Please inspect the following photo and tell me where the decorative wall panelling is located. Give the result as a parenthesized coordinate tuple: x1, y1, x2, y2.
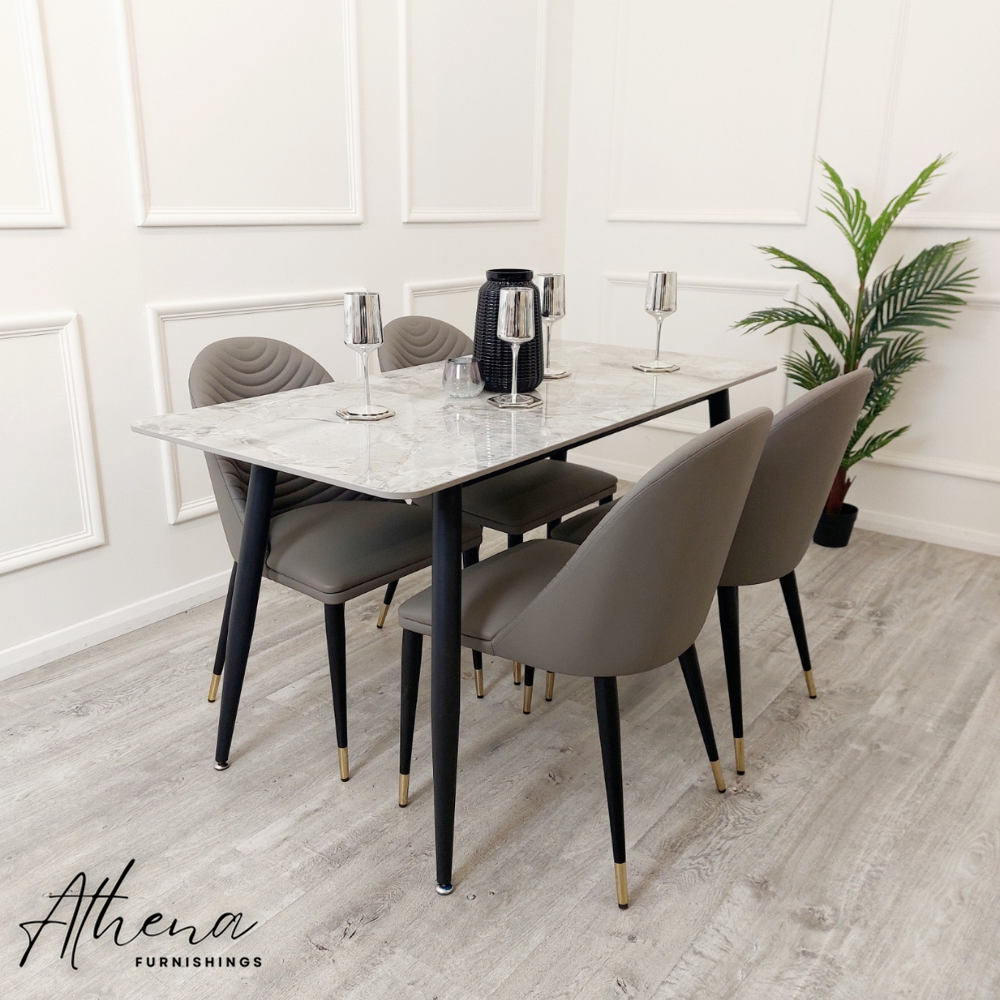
(402, 277, 482, 334)
(117, 0, 362, 226)
(147, 292, 355, 524)
(398, 0, 547, 222)
(0, 315, 103, 574)
(0, 0, 64, 227)
(607, 0, 832, 224)
(879, 0, 1000, 229)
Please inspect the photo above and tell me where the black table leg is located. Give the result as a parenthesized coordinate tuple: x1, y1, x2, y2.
(215, 464, 276, 770)
(708, 389, 731, 427)
(431, 485, 463, 894)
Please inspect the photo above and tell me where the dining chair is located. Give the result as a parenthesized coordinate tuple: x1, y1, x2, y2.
(395, 408, 773, 907)
(552, 370, 874, 776)
(191, 337, 483, 778)
(379, 315, 618, 702)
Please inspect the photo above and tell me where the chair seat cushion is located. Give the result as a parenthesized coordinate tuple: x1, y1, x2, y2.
(549, 501, 616, 544)
(458, 460, 616, 535)
(398, 539, 577, 654)
(265, 501, 482, 604)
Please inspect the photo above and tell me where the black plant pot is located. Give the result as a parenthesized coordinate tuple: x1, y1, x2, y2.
(473, 269, 544, 393)
(813, 503, 859, 548)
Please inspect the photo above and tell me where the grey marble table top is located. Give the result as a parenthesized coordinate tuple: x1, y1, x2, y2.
(132, 341, 774, 499)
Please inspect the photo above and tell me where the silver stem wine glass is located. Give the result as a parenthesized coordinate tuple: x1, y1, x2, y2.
(633, 271, 679, 374)
(488, 286, 542, 410)
(337, 291, 394, 421)
(538, 273, 569, 379)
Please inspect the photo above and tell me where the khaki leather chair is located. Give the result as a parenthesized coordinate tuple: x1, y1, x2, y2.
(379, 315, 618, 699)
(396, 408, 773, 907)
(552, 370, 874, 775)
(191, 337, 482, 778)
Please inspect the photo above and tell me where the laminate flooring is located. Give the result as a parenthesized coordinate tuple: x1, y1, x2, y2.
(2, 510, 999, 999)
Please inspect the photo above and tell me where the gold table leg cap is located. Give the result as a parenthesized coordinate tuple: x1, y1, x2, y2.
(207, 673, 221, 703)
(615, 862, 629, 909)
(545, 672, 555, 701)
(734, 737, 746, 775)
(711, 759, 726, 793)
(513, 662, 522, 686)
(398, 773, 409, 807)
(523, 684, 533, 714)
(804, 669, 817, 699)
(338, 746, 350, 782)
(474, 669, 484, 699)
(376, 603, 390, 629)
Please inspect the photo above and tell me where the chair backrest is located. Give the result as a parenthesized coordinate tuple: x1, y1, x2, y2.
(493, 408, 773, 676)
(189, 338, 363, 558)
(719, 368, 873, 587)
(378, 316, 474, 372)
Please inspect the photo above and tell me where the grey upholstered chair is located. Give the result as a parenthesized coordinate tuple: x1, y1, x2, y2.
(553, 370, 874, 776)
(714, 368, 873, 773)
(378, 315, 618, 703)
(396, 408, 773, 908)
(191, 337, 482, 779)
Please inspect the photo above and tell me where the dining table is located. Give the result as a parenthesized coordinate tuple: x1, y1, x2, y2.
(132, 339, 774, 894)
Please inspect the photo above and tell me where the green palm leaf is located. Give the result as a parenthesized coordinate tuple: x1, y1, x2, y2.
(756, 246, 855, 328)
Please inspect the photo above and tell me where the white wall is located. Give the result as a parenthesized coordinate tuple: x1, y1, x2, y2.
(0, 0, 573, 676)
(564, 0, 1000, 558)
(3, 0, 998, 678)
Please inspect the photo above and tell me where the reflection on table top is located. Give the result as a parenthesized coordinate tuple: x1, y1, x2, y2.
(132, 340, 774, 499)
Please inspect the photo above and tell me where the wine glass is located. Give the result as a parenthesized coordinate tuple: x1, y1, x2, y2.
(537, 273, 569, 379)
(488, 286, 542, 409)
(633, 271, 680, 374)
(337, 291, 394, 421)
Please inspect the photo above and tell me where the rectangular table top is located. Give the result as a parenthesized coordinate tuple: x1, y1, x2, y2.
(132, 341, 774, 499)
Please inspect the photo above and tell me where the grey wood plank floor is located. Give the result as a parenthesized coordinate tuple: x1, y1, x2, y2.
(3, 514, 999, 999)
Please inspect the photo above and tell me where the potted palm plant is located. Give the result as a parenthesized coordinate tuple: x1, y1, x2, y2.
(735, 157, 977, 546)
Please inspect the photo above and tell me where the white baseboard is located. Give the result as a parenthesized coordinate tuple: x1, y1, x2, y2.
(0, 569, 232, 682)
(573, 451, 1000, 559)
(855, 509, 1000, 558)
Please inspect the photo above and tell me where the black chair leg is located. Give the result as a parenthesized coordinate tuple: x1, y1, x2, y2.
(506, 538, 523, 685)
(522, 665, 535, 714)
(678, 644, 726, 793)
(546, 519, 561, 538)
(463, 545, 480, 568)
(780, 571, 816, 698)
(399, 629, 423, 806)
(717, 586, 744, 774)
(545, 672, 555, 701)
(208, 562, 237, 702)
(377, 579, 398, 629)
(599, 495, 614, 506)
(594, 676, 628, 909)
(472, 650, 484, 698)
(324, 603, 349, 782)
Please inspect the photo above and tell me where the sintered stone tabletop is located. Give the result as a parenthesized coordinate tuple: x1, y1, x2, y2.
(132, 341, 774, 499)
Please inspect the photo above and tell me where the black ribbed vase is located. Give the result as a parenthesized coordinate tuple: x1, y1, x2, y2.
(473, 269, 544, 393)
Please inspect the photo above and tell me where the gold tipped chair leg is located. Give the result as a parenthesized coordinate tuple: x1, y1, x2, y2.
(513, 662, 522, 685)
(338, 746, 350, 782)
(376, 603, 390, 629)
(523, 683, 533, 714)
(208, 673, 221, 703)
(734, 737, 746, 775)
(474, 667, 484, 698)
(398, 773, 409, 807)
(804, 668, 817, 699)
(615, 862, 629, 909)
(711, 759, 726, 793)
(545, 672, 555, 701)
